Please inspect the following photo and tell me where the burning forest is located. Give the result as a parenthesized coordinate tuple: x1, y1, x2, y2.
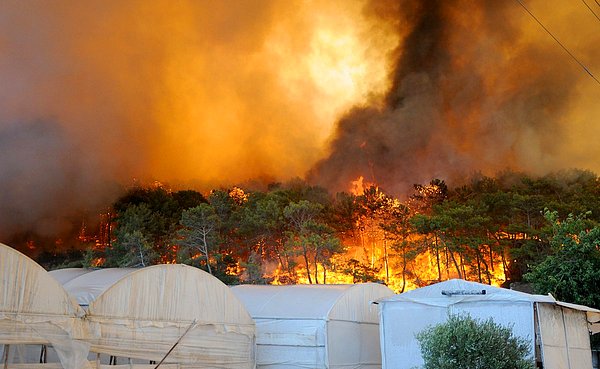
(23, 170, 600, 293)
(1, 0, 599, 290)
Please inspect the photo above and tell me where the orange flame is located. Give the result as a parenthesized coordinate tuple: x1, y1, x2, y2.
(260, 177, 507, 291)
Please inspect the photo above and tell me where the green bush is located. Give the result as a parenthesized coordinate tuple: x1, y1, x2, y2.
(415, 314, 535, 369)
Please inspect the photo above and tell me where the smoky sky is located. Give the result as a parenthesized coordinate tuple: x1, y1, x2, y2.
(0, 0, 396, 243)
(1, 0, 599, 244)
(310, 0, 600, 194)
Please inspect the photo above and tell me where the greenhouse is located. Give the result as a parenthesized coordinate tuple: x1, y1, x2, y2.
(0, 243, 89, 369)
(63, 264, 256, 368)
(231, 283, 393, 369)
(55, 268, 138, 307)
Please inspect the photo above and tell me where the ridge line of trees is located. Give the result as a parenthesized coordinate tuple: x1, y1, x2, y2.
(40, 169, 600, 308)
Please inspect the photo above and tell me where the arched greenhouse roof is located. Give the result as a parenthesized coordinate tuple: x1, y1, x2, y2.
(231, 283, 393, 322)
(49, 267, 93, 285)
(0, 243, 89, 369)
(61, 267, 139, 306)
(84, 264, 255, 367)
(0, 243, 84, 324)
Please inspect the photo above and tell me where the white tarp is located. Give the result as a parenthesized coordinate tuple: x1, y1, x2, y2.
(0, 243, 90, 369)
(376, 279, 599, 369)
(61, 268, 139, 306)
(231, 283, 394, 369)
(84, 264, 255, 369)
(48, 268, 93, 285)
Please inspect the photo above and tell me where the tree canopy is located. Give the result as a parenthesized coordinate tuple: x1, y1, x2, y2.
(525, 210, 600, 309)
(61, 169, 600, 290)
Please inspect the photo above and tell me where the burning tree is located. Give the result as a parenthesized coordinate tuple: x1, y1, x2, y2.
(238, 190, 294, 282)
(72, 169, 600, 290)
(283, 200, 343, 284)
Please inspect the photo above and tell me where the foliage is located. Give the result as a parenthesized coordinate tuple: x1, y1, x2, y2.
(415, 314, 535, 369)
(340, 258, 381, 283)
(38, 247, 86, 270)
(115, 230, 157, 267)
(175, 204, 220, 274)
(525, 210, 600, 309)
(68, 169, 600, 287)
(283, 200, 343, 284)
(107, 204, 160, 267)
(209, 252, 240, 285)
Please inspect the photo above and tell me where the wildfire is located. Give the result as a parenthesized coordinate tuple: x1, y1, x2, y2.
(262, 177, 507, 292)
(350, 176, 376, 196)
(264, 244, 506, 292)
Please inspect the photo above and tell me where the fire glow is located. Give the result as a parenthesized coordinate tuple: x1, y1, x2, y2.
(0, 0, 598, 279)
(263, 177, 508, 291)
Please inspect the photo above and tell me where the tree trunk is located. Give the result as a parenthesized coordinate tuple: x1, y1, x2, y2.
(434, 234, 442, 282)
(302, 245, 312, 284)
(400, 245, 407, 293)
(383, 233, 389, 284)
(501, 248, 509, 281)
(449, 249, 462, 279)
(476, 248, 482, 283)
(445, 245, 451, 280)
(489, 242, 495, 272)
(202, 232, 212, 275)
(480, 252, 491, 284)
(314, 251, 319, 284)
(460, 253, 466, 279)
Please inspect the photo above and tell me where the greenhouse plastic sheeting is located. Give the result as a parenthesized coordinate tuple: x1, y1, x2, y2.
(0, 243, 91, 369)
(378, 299, 534, 369)
(48, 268, 93, 285)
(84, 264, 255, 369)
(61, 268, 139, 306)
(232, 283, 393, 369)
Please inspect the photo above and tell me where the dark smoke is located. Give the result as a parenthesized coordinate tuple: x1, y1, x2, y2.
(309, 0, 592, 194)
(0, 121, 120, 245)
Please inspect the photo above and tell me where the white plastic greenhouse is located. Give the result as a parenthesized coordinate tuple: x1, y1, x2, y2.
(0, 243, 90, 369)
(55, 268, 138, 306)
(56, 264, 257, 368)
(48, 268, 93, 285)
(376, 279, 600, 369)
(231, 283, 394, 369)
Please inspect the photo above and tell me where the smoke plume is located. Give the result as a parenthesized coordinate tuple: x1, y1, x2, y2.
(310, 0, 600, 194)
(1, 0, 599, 245)
(0, 0, 394, 244)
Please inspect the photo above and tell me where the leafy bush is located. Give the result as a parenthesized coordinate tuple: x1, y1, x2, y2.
(415, 314, 535, 369)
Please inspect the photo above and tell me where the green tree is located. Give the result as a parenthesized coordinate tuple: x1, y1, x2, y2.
(109, 185, 206, 264)
(416, 314, 535, 369)
(354, 186, 407, 285)
(108, 203, 159, 267)
(412, 201, 491, 283)
(525, 210, 600, 309)
(339, 258, 380, 283)
(239, 191, 291, 278)
(176, 203, 220, 274)
(116, 230, 156, 267)
(284, 200, 342, 284)
(207, 188, 245, 258)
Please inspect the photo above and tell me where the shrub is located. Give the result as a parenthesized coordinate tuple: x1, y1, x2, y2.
(415, 314, 535, 369)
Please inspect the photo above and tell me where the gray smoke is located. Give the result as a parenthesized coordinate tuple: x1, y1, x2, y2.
(0, 121, 119, 240)
(310, 0, 597, 194)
